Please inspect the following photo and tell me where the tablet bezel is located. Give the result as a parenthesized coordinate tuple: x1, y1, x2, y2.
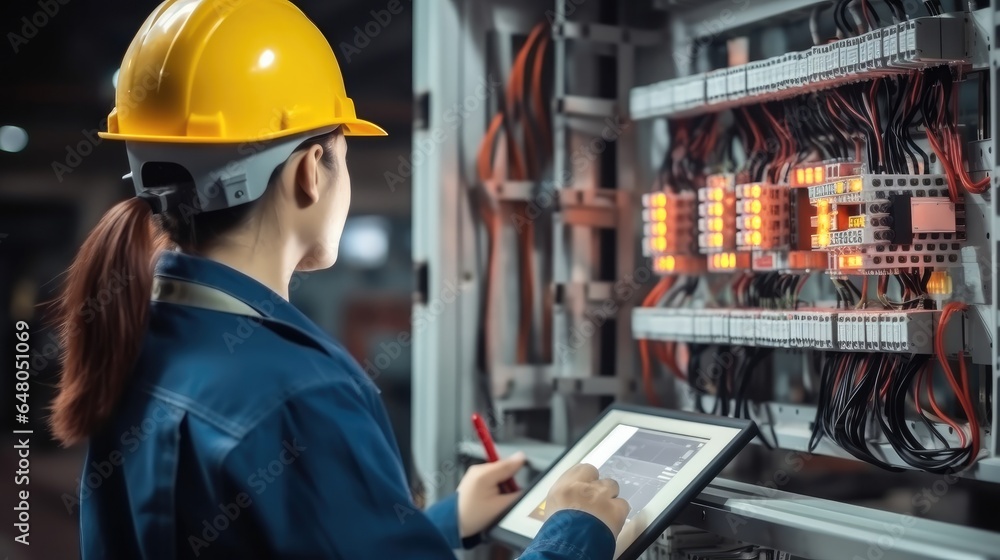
(487, 404, 756, 559)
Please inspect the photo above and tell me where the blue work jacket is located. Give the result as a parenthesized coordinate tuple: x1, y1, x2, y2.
(79, 251, 615, 559)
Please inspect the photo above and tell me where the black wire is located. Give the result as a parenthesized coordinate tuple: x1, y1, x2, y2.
(834, 0, 851, 36)
(900, 74, 930, 173)
(822, 91, 855, 160)
(845, 277, 863, 300)
(864, 0, 882, 27)
(876, 354, 972, 472)
(810, 352, 838, 452)
(839, 0, 858, 36)
(689, 344, 709, 414)
(883, 0, 904, 20)
(885, 77, 903, 173)
(920, 268, 932, 291)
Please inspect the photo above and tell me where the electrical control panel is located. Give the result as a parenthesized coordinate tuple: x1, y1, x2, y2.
(413, 2, 1000, 559)
(628, 7, 995, 485)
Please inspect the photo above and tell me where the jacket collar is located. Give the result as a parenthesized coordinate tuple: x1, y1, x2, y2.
(153, 250, 334, 346)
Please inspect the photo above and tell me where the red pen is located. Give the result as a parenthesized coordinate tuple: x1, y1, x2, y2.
(471, 413, 520, 493)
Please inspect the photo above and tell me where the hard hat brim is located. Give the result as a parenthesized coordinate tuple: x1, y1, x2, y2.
(340, 118, 388, 137)
(98, 118, 387, 143)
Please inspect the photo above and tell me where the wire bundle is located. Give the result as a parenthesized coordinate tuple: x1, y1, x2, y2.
(638, 276, 704, 405)
(639, 277, 678, 407)
(810, 318, 982, 473)
(660, 115, 720, 192)
(921, 67, 989, 200)
(687, 344, 776, 448)
(733, 273, 807, 309)
(820, 67, 989, 199)
(734, 107, 780, 183)
(874, 272, 929, 310)
(474, 22, 552, 371)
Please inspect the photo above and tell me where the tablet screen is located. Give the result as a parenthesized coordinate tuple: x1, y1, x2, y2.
(527, 426, 707, 522)
(491, 406, 754, 560)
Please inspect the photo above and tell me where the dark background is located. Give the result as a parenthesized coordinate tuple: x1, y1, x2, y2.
(0, 2, 415, 558)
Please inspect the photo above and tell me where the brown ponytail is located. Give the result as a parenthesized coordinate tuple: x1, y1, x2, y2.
(50, 198, 169, 445)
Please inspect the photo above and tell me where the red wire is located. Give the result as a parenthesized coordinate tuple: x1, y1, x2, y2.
(934, 302, 980, 464)
(639, 277, 677, 405)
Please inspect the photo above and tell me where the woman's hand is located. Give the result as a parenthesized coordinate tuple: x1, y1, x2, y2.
(544, 463, 630, 538)
(456, 451, 526, 537)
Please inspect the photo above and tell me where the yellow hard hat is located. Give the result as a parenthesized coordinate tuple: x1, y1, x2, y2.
(100, 0, 386, 143)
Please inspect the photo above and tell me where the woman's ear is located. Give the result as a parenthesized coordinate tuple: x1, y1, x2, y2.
(294, 144, 325, 206)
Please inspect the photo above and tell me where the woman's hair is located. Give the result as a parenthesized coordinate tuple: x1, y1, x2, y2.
(50, 128, 341, 445)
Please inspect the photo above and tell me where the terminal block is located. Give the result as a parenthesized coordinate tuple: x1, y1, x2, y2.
(808, 175, 965, 274)
(736, 183, 789, 251)
(698, 174, 738, 253)
(643, 189, 704, 275)
(629, 14, 969, 119)
(632, 308, 951, 354)
(642, 190, 697, 255)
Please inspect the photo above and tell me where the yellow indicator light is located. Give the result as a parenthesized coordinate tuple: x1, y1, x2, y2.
(751, 216, 762, 230)
(655, 208, 667, 221)
(849, 178, 863, 192)
(712, 254, 722, 268)
(751, 231, 762, 246)
(751, 200, 762, 214)
(712, 233, 723, 247)
(815, 166, 825, 183)
(654, 222, 667, 235)
(848, 215, 865, 228)
(818, 233, 830, 247)
(713, 218, 724, 231)
(751, 184, 762, 198)
(653, 193, 667, 207)
(657, 255, 676, 271)
(817, 199, 829, 211)
(709, 203, 721, 217)
(818, 214, 830, 229)
(721, 253, 732, 268)
(805, 167, 814, 184)
(711, 188, 723, 202)
(654, 237, 667, 252)
(835, 181, 845, 194)
(838, 254, 863, 268)
(796, 169, 805, 185)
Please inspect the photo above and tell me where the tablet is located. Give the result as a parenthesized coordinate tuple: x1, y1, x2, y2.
(488, 404, 756, 560)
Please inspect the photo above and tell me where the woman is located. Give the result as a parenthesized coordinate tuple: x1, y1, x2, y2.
(52, 0, 629, 558)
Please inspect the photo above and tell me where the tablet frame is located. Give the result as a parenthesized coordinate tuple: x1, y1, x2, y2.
(487, 403, 757, 560)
